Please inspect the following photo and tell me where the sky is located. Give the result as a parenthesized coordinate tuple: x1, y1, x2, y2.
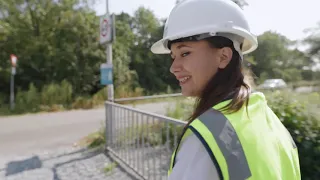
(93, 0, 320, 42)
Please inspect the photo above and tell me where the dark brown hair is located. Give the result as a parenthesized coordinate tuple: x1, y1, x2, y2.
(169, 35, 251, 124)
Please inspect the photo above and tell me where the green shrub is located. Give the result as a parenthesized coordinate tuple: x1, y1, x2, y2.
(92, 87, 108, 102)
(72, 96, 94, 109)
(60, 80, 73, 104)
(15, 83, 39, 113)
(115, 85, 144, 98)
(41, 80, 73, 106)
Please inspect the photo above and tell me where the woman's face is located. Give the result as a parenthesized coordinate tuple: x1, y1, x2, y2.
(170, 40, 232, 97)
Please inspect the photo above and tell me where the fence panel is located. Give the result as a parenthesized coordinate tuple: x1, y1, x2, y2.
(105, 101, 186, 180)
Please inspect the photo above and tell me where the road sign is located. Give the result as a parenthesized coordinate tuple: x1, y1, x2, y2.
(9, 54, 18, 110)
(10, 54, 17, 67)
(99, 14, 115, 44)
(100, 63, 113, 85)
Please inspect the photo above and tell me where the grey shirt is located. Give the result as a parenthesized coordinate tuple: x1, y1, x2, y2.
(168, 134, 221, 180)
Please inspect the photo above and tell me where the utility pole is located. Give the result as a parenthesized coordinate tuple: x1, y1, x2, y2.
(106, 0, 114, 102)
(102, 0, 115, 148)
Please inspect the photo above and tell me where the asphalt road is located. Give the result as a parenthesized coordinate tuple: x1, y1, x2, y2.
(0, 102, 175, 157)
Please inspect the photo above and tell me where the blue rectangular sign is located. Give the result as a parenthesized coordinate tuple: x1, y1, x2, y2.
(100, 63, 113, 85)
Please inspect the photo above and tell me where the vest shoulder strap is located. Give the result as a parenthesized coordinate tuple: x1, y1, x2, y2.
(189, 108, 252, 180)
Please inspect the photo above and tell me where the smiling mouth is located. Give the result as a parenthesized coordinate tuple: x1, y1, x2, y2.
(178, 76, 191, 85)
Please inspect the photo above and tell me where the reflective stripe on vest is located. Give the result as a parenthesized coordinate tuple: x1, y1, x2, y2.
(168, 107, 251, 180)
(191, 108, 251, 180)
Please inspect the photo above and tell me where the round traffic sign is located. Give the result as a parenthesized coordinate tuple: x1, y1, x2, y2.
(10, 54, 17, 67)
(101, 19, 109, 37)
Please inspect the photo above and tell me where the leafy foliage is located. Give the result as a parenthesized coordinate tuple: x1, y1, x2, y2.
(248, 31, 312, 83)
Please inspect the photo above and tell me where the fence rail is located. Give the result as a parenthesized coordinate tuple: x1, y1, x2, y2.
(105, 101, 186, 180)
(114, 93, 182, 102)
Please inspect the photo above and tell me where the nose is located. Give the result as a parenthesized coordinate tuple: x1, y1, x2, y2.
(170, 58, 182, 74)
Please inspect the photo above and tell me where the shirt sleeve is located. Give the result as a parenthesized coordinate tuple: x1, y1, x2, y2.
(168, 133, 221, 180)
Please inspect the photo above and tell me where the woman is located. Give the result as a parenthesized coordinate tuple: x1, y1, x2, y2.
(150, 0, 301, 179)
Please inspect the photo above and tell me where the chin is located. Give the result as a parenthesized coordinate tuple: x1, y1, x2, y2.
(181, 89, 198, 97)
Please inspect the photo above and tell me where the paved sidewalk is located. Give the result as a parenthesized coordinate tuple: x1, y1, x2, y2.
(0, 146, 140, 180)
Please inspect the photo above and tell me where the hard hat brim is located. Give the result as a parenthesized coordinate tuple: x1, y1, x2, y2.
(150, 26, 258, 55)
(151, 39, 171, 54)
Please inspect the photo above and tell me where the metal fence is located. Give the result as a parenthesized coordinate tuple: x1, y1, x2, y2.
(105, 101, 186, 180)
(114, 93, 182, 102)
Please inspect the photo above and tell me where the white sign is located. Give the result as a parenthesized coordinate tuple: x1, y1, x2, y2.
(99, 14, 114, 44)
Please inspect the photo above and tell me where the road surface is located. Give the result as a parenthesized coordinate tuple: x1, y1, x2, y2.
(0, 102, 175, 157)
(0, 101, 177, 180)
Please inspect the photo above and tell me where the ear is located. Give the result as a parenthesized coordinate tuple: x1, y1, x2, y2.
(218, 47, 233, 69)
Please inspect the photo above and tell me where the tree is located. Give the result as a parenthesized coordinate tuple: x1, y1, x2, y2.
(0, 0, 105, 95)
(249, 31, 311, 83)
(304, 22, 320, 57)
(303, 21, 320, 72)
(112, 13, 139, 92)
(129, 7, 178, 94)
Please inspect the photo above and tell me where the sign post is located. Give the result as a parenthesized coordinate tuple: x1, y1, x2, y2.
(100, 0, 116, 147)
(10, 54, 17, 110)
(99, 0, 115, 102)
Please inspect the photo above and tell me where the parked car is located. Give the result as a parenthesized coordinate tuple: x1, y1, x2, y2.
(258, 79, 287, 90)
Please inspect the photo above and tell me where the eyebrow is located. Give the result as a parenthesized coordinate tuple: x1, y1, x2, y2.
(177, 44, 191, 49)
(170, 44, 192, 55)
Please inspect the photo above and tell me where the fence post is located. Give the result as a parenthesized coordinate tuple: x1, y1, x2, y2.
(105, 102, 113, 149)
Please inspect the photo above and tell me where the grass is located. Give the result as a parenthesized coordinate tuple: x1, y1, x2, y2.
(103, 162, 118, 174)
(78, 127, 106, 148)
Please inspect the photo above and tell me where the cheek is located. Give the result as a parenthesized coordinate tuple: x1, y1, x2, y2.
(193, 57, 218, 83)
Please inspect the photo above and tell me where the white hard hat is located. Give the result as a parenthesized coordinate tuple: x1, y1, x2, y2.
(150, 0, 258, 56)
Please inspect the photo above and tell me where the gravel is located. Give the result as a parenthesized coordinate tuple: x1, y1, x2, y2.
(0, 146, 145, 180)
(0, 144, 173, 180)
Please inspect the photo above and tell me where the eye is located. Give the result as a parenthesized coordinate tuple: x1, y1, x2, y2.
(181, 52, 190, 57)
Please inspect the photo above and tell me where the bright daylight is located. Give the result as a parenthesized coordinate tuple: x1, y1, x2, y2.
(0, 0, 319, 180)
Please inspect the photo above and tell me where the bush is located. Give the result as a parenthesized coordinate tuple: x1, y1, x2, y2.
(41, 80, 73, 106)
(72, 96, 94, 109)
(15, 83, 39, 113)
(115, 85, 144, 98)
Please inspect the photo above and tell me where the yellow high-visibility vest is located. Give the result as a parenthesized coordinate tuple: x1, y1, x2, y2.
(168, 92, 301, 180)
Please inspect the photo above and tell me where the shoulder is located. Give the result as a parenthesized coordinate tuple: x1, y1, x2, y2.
(168, 134, 221, 180)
